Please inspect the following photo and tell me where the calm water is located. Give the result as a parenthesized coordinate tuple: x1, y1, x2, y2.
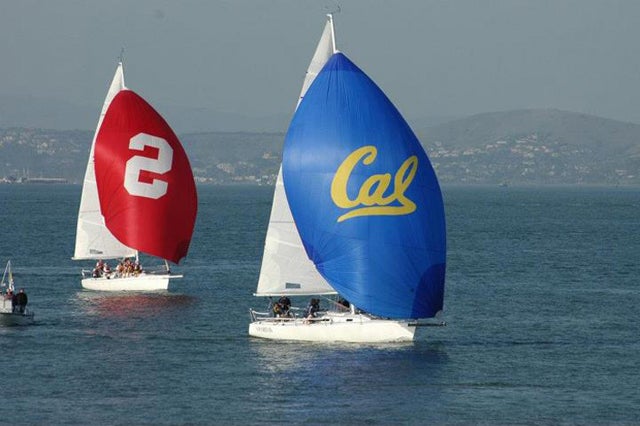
(0, 184, 638, 424)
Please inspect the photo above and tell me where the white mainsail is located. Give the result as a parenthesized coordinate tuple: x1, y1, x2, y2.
(255, 14, 337, 296)
(297, 13, 337, 107)
(1, 260, 14, 292)
(73, 63, 136, 260)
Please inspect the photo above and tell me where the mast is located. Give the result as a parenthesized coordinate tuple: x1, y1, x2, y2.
(118, 48, 127, 88)
(328, 13, 337, 53)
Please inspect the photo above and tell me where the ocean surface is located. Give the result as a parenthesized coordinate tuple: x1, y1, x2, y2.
(0, 184, 638, 425)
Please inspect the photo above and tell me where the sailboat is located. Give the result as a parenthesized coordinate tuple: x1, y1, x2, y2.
(73, 60, 198, 292)
(248, 15, 446, 343)
(1, 261, 35, 326)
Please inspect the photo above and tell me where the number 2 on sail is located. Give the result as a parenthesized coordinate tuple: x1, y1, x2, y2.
(124, 133, 174, 199)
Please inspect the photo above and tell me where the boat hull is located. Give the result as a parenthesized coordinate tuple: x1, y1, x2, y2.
(81, 273, 182, 291)
(248, 313, 415, 343)
(0, 312, 35, 326)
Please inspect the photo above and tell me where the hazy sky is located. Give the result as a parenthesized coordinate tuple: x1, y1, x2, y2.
(2, 0, 640, 131)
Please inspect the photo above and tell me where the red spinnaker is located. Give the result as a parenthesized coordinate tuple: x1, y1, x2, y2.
(95, 90, 197, 264)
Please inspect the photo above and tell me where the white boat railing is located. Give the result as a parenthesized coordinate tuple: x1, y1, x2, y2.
(81, 264, 171, 279)
(250, 309, 299, 323)
(249, 307, 356, 325)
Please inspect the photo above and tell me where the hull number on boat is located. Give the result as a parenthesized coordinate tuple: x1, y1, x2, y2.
(124, 133, 174, 199)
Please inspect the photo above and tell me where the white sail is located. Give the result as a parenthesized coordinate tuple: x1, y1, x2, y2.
(73, 62, 136, 260)
(1, 260, 14, 292)
(255, 14, 337, 296)
(297, 14, 337, 107)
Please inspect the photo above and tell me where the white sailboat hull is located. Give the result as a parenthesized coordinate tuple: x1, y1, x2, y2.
(1, 300, 34, 326)
(248, 312, 415, 343)
(81, 273, 182, 292)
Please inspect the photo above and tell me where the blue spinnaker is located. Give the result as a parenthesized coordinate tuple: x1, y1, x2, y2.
(282, 53, 446, 319)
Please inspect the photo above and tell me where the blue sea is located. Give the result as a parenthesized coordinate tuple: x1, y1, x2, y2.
(0, 184, 638, 424)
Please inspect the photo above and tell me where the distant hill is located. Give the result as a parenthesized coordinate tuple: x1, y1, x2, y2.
(182, 132, 284, 184)
(414, 109, 640, 185)
(1, 109, 638, 185)
(0, 128, 90, 183)
(417, 109, 640, 154)
(0, 129, 284, 185)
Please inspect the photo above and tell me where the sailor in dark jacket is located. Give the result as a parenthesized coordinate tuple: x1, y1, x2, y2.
(305, 298, 320, 319)
(15, 289, 28, 313)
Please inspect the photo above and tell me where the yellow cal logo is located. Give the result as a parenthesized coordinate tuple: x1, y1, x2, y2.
(330, 145, 418, 222)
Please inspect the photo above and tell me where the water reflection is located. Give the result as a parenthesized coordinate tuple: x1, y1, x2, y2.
(245, 339, 450, 421)
(73, 291, 195, 319)
(248, 338, 447, 373)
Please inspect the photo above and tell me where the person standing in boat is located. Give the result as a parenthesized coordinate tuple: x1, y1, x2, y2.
(116, 261, 124, 277)
(337, 298, 350, 310)
(15, 288, 27, 313)
(133, 261, 142, 276)
(103, 262, 111, 278)
(8, 289, 16, 312)
(93, 260, 105, 278)
(272, 302, 284, 317)
(272, 296, 293, 318)
(278, 296, 291, 317)
(305, 298, 320, 320)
